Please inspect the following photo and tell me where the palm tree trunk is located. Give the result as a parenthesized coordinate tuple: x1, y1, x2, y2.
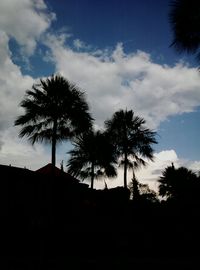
(124, 151, 128, 188)
(91, 162, 95, 189)
(52, 119, 57, 167)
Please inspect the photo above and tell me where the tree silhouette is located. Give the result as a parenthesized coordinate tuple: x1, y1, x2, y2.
(67, 130, 117, 189)
(169, 0, 200, 62)
(130, 173, 140, 201)
(15, 74, 92, 166)
(158, 164, 199, 201)
(129, 172, 158, 202)
(105, 109, 157, 188)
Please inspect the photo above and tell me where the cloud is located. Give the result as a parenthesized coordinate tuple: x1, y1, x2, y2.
(73, 39, 91, 51)
(0, 31, 34, 132)
(136, 150, 179, 184)
(0, 30, 47, 170)
(0, 139, 3, 151)
(0, 2, 51, 169)
(0, 0, 55, 56)
(187, 161, 200, 174)
(44, 35, 200, 129)
(0, 127, 49, 170)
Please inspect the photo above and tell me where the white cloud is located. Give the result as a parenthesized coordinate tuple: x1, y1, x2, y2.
(73, 39, 90, 51)
(0, 31, 34, 132)
(44, 35, 200, 129)
(135, 150, 179, 189)
(0, 30, 47, 170)
(187, 161, 200, 174)
(0, 127, 49, 170)
(0, 1, 53, 168)
(0, 0, 55, 56)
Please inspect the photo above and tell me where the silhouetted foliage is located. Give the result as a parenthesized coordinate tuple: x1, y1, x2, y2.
(105, 109, 157, 188)
(2, 163, 200, 268)
(129, 175, 158, 203)
(15, 74, 92, 166)
(158, 164, 200, 202)
(67, 130, 117, 189)
(131, 176, 140, 201)
(169, 0, 200, 63)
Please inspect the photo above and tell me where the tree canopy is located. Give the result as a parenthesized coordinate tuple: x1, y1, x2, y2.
(67, 130, 117, 189)
(15, 74, 92, 166)
(105, 109, 157, 188)
(158, 164, 200, 202)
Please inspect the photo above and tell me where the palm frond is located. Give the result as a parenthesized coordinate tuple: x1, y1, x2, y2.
(67, 129, 117, 188)
(169, 0, 200, 54)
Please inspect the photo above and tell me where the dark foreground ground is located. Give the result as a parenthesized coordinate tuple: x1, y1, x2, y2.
(3, 204, 200, 269)
(1, 165, 200, 269)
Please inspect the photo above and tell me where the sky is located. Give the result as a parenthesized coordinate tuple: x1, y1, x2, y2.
(0, 0, 200, 190)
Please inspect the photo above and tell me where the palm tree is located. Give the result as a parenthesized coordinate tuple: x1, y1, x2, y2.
(105, 109, 157, 188)
(15, 74, 92, 166)
(67, 130, 117, 189)
(158, 163, 199, 201)
(169, 0, 200, 62)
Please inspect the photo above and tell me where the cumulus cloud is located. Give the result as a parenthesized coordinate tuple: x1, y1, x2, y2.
(0, 0, 55, 56)
(186, 161, 200, 174)
(0, 31, 46, 170)
(0, 1, 54, 169)
(0, 139, 3, 151)
(0, 0, 55, 131)
(73, 39, 91, 51)
(0, 31, 34, 132)
(135, 150, 179, 188)
(0, 127, 49, 170)
(44, 35, 200, 129)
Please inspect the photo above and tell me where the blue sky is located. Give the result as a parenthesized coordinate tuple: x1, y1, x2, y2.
(0, 0, 199, 189)
(46, 0, 196, 64)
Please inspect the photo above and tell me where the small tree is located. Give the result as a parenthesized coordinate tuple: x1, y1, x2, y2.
(130, 172, 140, 201)
(129, 174, 158, 203)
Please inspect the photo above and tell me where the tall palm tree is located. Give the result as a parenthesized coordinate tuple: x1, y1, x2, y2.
(67, 130, 117, 189)
(169, 0, 200, 62)
(15, 74, 92, 166)
(105, 109, 157, 188)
